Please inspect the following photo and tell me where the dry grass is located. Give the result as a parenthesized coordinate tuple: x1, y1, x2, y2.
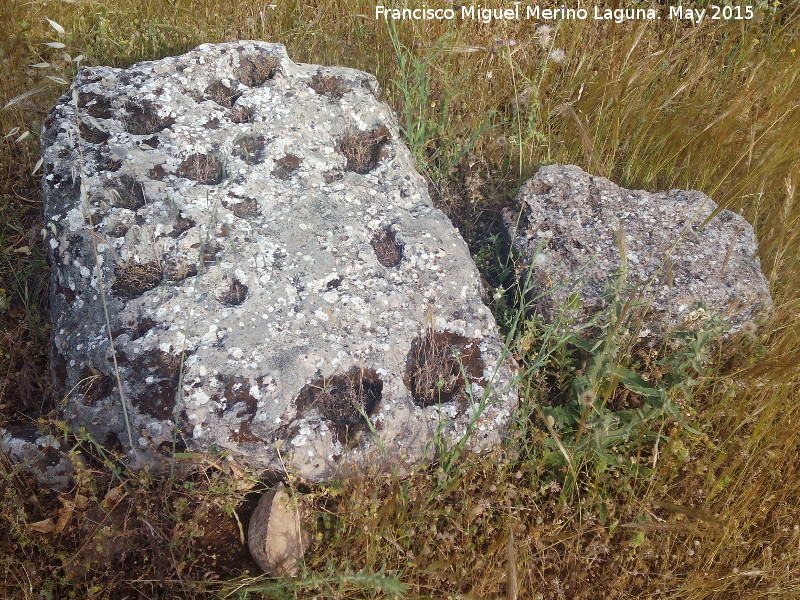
(1, 1, 800, 599)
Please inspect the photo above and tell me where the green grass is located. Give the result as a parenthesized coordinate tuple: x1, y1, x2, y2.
(2, 1, 800, 599)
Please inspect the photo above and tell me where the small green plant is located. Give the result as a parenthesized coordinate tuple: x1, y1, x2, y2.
(473, 232, 518, 328)
(386, 20, 497, 179)
(232, 566, 407, 599)
(531, 274, 730, 494)
(497, 23, 567, 175)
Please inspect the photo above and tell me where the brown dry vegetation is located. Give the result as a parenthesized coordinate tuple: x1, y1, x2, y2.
(1, 1, 799, 599)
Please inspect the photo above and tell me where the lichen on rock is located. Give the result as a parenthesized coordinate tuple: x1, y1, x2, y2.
(41, 42, 518, 482)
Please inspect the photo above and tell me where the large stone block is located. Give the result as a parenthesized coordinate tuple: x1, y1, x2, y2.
(502, 165, 773, 340)
(41, 42, 517, 481)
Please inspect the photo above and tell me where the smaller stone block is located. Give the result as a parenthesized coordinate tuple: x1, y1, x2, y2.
(247, 483, 311, 576)
(502, 165, 773, 339)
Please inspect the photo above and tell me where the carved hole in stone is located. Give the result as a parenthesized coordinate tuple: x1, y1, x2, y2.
(404, 330, 485, 408)
(124, 100, 175, 135)
(195, 240, 223, 265)
(89, 207, 109, 228)
(131, 350, 185, 420)
(79, 120, 110, 144)
(309, 73, 351, 100)
(370, 226, 403, 267)
(295, 367, 382, 446)
(117, 70, 148, 87)
(230, 104, 255, 124)
(104, 431, 124, 454)
(231, 422, 265, 444)
(204, 80, 240, 107)
(361, 78, 378, 95)
(158, 438, 187, 454)
(164, 258, 198, 281)
(45, 163, 80, 189)
(323, 169, 343, 184)
(222, 377, 258, 418)
(149, 164, 167, 181)
(339, 126, 390, 174)
(177, 152, 225, 185)
(108, 174, 146, 210)
(108, 223, 130, 238)
(56, 285, 76, 303)
(112, 261, 162, 299)
(218, 278, 249, 306)
(78, 91, 113, 119)
(220, 379, 266, 443)
(272, 154, 302, 180)
(167, 213, 196, 238)
(94, 151, 123, 172)
(79, 365, 112, 405)
(223, 196, 260, 219)
(232, 135, 266, 166)
(236, 51, 280, 87)
(123, 316, 157, 342)
(141, 135, 160, 148)
(53, 352, 68, 394)
(526, 179, 552, 195)
(78, 71, 102, 84)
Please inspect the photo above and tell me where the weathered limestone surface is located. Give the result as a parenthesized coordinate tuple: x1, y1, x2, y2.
(41, 42, 517, 482)
(502, 165, 773, 338)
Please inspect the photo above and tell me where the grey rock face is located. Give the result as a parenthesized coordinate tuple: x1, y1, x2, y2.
(502, 165, 773, 339)
(41, 42, 517, 481)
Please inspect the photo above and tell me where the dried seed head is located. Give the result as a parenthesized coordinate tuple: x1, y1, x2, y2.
(580, 389, 596, 407)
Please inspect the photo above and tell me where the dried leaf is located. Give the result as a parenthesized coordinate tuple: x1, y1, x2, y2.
(32, 157, 44, 175)
(31, 62, 51, 68)
(46, 18, 65, 34)
(86, 115, 105, 131)
(102, 484, 125, 508)
(55, 505, 74, 534)
(2, 86, 49, 110)
(229, 461, 257, 490)
(15, 131, 30, 142)
(45, 76, 69, 85)
(29, 518, 56, 534)
(43, 41, 66, 49)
